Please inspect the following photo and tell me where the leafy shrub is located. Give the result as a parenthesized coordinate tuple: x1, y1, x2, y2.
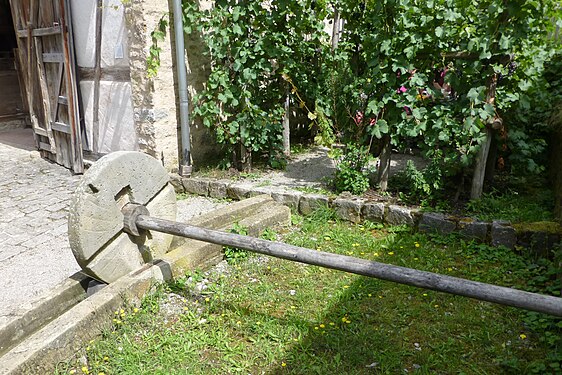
(389, 157, 445, 205)
(223, 223, 249, 263)
(331, 144, 373, 195)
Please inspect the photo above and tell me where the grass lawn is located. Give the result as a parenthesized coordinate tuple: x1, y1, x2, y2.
(57, 209, 561, 375)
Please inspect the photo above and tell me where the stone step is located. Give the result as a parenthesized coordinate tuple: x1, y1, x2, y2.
(164, 197, 290, 276)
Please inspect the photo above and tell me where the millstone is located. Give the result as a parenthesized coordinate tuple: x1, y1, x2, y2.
(68, 151, 177, 283)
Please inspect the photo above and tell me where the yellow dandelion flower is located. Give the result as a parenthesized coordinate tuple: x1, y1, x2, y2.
(81, 366, 89, 374)
(236, 321, 241, 325)
(98, 373, 106, 375)
(368, 293, 372, 297)
(290, 305, 296, 309)
(120, 309, 124, 314)
(520, 334, 527, 340)
(447, 267, 453, 271)
(314, 326, 319, 330)
(343, 285, 350, 289)
(319, 324, 325, 328)
(281, 362, 287, 367)
(373, 252, 379, 257)
(133, 308, 139, 313)
(415, 242, 420, 248)
(434, 304, 439, 308)
(414, 257, 419, 260)
(423, 293, 428, 297)
(205, 297, 210, 302)
(103, 356, 109, 361)
(388, 252, 394, 255)
(69, 370, 76, 375)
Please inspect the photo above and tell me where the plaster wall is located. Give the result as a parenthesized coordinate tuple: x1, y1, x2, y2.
(70, 0, 136, 155)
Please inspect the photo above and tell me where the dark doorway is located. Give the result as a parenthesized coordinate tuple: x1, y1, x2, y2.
(0, 0, 27, 131)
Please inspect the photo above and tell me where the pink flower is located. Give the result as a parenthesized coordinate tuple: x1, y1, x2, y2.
(354, 111, 364, 125)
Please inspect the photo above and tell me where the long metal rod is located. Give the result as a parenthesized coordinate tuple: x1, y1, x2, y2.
(136, 215, 562, 317)
(172, 0, 191, 176)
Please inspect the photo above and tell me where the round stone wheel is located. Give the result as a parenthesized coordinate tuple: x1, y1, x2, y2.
(68, 151, 177, 283)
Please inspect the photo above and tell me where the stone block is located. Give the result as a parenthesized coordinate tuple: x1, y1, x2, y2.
(168, 173, 184, 193)
(209, 180, 228, 198)
(226, 183, 253, 200)
(299, 194, 330, 215)
(361, 202, 385, 223)
(385, 205, 416, 226)
(182, 178, 209, 196)
(333, 197, 365, 223)
(491, 220, 516, 249)
(458, 219, 488, 241)
(418, 212, 456, 235)
(270, 191, 302, 211)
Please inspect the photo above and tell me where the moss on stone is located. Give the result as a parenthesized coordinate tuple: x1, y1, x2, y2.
(512, 221, 562, 235)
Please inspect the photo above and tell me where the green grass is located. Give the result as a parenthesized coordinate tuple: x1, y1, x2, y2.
(57, 209, 561, 375)
(464, 189, 554, 223)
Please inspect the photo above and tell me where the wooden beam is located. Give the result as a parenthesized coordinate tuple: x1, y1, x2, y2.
(17, 25, 62, 38)
(52, 121, 71, 134)
(136, 215, 562, 317)
(42, 53, 64, 63)
(77, 67, 131, 82)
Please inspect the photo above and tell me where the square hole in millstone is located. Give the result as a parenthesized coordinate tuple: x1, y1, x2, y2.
(114, 185, 133, 210)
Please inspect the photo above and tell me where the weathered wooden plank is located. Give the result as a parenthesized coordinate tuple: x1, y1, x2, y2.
(42, 53, 64, 63)
(38, 141, 51, 151)
(77, 67, 131, 82)
(34, 36, 58, 156)
(60, 0, 84, 173)
(52, 121, 71, 134)
(16, 25, 62, 38)
(58, 95, 68, 105)
(33, 127, 48, 137)
(136, 215, 562, 317)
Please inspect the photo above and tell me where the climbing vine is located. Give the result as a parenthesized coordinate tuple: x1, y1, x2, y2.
(149, 0, 561, 184)
(183, 0, 329, 170)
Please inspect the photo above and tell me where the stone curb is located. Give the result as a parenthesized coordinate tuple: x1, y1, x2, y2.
(0, 196, 290, 374)
(174, 176, 561, 252)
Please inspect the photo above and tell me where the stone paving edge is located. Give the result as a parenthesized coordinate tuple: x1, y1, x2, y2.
(173, 175, 561, 252)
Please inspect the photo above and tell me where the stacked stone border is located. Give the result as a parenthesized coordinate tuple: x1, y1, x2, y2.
(172, 176, 561, 254)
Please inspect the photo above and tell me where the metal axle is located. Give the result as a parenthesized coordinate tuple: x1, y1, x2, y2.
(123, 206, 562, 317)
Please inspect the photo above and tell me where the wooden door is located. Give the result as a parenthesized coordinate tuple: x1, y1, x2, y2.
(9, 0, 83, 173)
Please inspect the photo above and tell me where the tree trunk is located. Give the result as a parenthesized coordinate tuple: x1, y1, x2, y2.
(283, 94, 290, 157)
(377, 135, 392, 191)
(470, 127, 493, 200)
(234, 124, 251, 172)
(484, 135, 497, 184)
(331, 9, 340, 51)
(470, 74, 498, 199)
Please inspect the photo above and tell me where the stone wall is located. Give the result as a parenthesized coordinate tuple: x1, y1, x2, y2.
(125, 0, 217, 172)
(125, 0, 175, 168)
